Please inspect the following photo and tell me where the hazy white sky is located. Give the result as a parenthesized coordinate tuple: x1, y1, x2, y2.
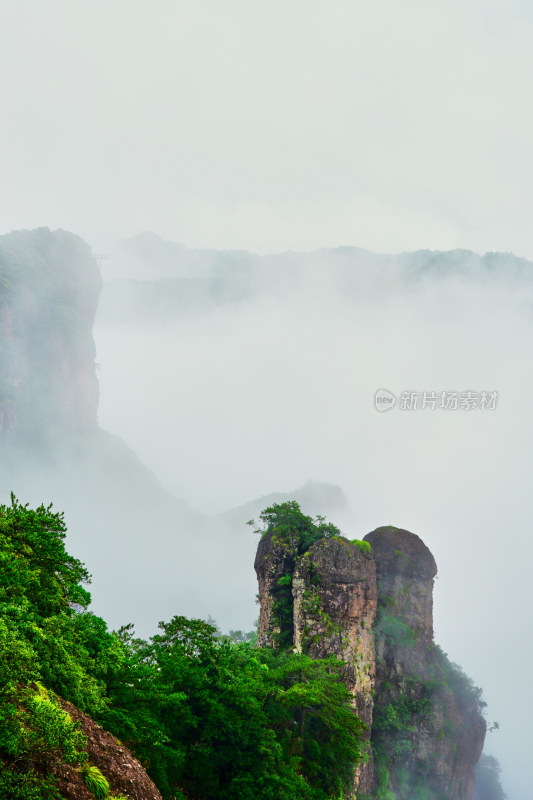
(2, 0, 533, 257)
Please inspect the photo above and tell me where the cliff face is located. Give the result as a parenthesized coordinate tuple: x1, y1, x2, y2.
(255, 532, 378, 793)
(0, 228, 208, 640)
(292, 538, 377, 793)
(0, 228, 101, 445)
(365, 526, 436, 646)
(255, 527, 300, 649)
(255, 524, 486, 800)
(365, 527, 486, 800)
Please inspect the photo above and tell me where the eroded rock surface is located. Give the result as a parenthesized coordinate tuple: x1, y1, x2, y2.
(255, 523, 486, 800)
(365, 526, 436, 643)
(292, 538, 377, 792)
(254, 526, 300, 648)
(364, 526, 486, 800)
(39, 697, 163, 800)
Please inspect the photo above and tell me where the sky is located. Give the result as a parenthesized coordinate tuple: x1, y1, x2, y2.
(1, 0, 533, 258)
(1, 2, 531, 796)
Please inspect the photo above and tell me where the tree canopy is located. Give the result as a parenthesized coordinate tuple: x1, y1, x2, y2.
(0, 496, 366, 800)
(251, 500, 341, 554)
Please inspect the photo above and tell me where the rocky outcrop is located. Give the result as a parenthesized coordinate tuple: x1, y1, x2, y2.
(0, 227, 101, 445)
(365, 526, 486, 800)
(292, 538, 377, 792)
(0, 228, 207, 640)
(12, 691, 162, 800)
(365, 526, 436, 644)
(255, 522, 486, 800)
(292, 539, 376, 699)
(49, 697, 162, 800)
(255, 527, 300, 648)
(255, 531, 378, 793)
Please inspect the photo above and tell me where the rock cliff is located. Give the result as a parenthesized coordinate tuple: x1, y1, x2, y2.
(298, 538, 378, 793)
(366, 526, 486, 800)
(0, 228, 206, 636)
(0, 227, 101, 445)
(53, 697, 163, 800)
(7, 688, 163, 800)
(255, 521, 486, 800)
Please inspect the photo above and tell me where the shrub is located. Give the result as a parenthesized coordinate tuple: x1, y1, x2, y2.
(351, 539, 372, 555)
(0, 769, 59, 800)
(81, 763, 110, 799)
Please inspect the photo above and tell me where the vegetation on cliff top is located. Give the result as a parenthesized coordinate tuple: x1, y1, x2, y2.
(251, 500, 341, 553)
(251, 501, 345, 649)
(0, 496, 365, 800)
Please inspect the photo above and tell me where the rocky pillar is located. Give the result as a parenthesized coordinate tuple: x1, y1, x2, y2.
(292, 537, 378, 794)
(254, 527, 299, 648)
(364, 525, 437, 646)
(364, 526, 485, 800)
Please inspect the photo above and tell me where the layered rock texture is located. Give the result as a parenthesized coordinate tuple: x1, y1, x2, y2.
(255, 524, 486, 800)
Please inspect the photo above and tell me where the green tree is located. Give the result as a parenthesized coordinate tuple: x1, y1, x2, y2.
(0, 495, 109, 712)
(0, 496, 112, 798)
(251, 500, 341, 555)
(0, 496, 365, 800)
(101, 617, 365, 799)
(251, 501, 342, 648)
(0, 493, 90, 616)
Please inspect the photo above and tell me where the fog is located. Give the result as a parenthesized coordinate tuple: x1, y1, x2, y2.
(2, 1, 533, 260)
(1, 238, 526, 796)
(2, 0, 532, 795)
(94, 241, 532, 797)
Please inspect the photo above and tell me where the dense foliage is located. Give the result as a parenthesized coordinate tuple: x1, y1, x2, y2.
(0, 496, 365, 800)
(0, 496, 95, 798)
(101, 618, 365, 799)
(251, 501, 342, 648)
(251, 500, 341, 554)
